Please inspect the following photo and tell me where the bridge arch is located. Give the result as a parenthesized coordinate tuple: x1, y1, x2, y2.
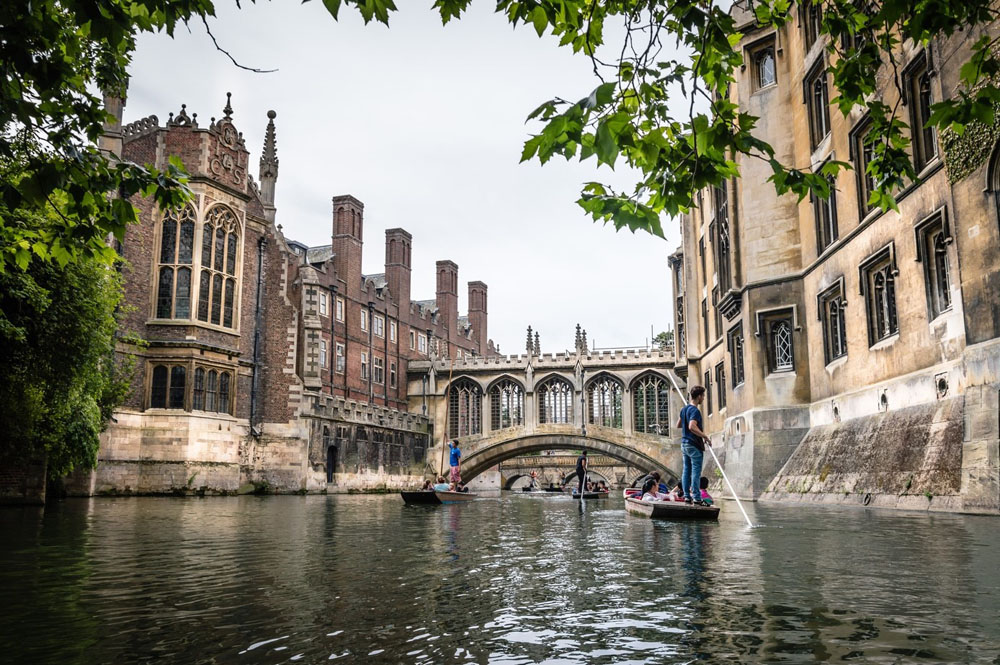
(458, 432, 679, 485)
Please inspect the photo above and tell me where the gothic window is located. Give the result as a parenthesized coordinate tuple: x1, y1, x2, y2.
(538, 376, 573, 424)
(819, 281, 848, 363)
(915, 211, 952, 320)
(852, 119, 877, 217)
(197, 206, 240, 328)
(751, 41, 777, 90)
(813, 164, 839, 253)
(759, 309, 796, 373)
(728, 323, 746, 387)
(805, 60, 830, 148)
(676, 295, 686, 358)
(712, 184, 732, 290)
(205, 370, 218, 411)
(587, 375, 623, 429)
(712, 287, 721, 341)
(715, 363, 727, 411)
(448, 378, 482, 437)
(704, 370, 713, 415)
(150, 364, 187, 409)
(860, 245, 899, 345)
(907, 53, 937, 172)
(155, 206, 196, 319)
(632, 374, 669, 435)
(219, 372, 231, 414)
(193, 367, 205, 410)
(803, 0, 822, 50)
(490, 379, 524, 430)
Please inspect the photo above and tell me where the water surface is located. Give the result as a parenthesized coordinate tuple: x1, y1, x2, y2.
(1, 494, 998, 664)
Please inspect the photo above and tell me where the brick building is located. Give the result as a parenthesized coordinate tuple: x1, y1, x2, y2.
(69, 94, 497, 495)
(673, 4, 999, 513)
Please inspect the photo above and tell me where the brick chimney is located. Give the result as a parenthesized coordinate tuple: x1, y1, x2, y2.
(435, 260, 458, 339)
(385, 228, 411, 309)
(468, 281, 488, 354)
(332, 195, 364, 299)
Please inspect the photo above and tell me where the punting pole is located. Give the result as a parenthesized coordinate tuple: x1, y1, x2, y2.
(665, 370, 754, 528)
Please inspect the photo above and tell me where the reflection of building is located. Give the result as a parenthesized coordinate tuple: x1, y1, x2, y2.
(673, 6, 999, 512)
(70, 95, 497, 495)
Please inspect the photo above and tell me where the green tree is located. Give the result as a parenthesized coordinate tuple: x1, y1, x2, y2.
(653, 330, 673, 350)
(3, 0, 997, 262)
(0, 209, 134, 477)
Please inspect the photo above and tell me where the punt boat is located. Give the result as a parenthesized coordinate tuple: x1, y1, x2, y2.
(400, 490, 477, 505)
(572, 490, 608, 500)
(624, 496, 720, 520)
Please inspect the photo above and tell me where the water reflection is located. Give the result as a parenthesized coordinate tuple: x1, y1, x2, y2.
(0, 496, 998, 664)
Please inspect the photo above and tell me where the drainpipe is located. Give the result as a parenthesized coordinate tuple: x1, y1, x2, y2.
(328, 285, 337, 391)
(367, 300, 375, 403)
(249, 235, 267, 437)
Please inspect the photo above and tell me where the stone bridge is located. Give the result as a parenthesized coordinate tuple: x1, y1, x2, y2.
(499, 454, 643, 489)
(407, 340, 688, 485)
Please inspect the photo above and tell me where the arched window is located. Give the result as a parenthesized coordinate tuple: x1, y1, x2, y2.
(587, 375, 623, 428)
(198, 206, 240, 328)
(219, 372, 231, 415)
(155, 206, 196, 319)
(632, 374, 670, 434)
(448, 378, 482, 438)
(168, 366, 186, 409)
(151, 365, 168, 408)
(193, 367, 205, 410)
(538, 376, 573, 424)
(772, 321, 794, 371)
(490, 379, 523, 430)
(205, 370, 218, 412)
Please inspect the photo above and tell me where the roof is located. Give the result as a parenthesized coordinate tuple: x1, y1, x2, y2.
(306, 245, 333, 265)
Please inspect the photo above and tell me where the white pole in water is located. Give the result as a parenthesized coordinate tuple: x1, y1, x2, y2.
(664, 370, 754, 528)
(705, 442, 754, 528)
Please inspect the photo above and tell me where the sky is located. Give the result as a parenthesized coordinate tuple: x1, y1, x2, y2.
(127, 2, 682, 354)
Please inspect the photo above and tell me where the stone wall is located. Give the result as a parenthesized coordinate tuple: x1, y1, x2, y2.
(761, 398, 964, 511)
(0, 460, 46, 505)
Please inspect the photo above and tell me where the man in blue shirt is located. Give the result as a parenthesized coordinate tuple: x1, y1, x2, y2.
(448, 440, 462, 484)
(674, 385, 710, 504)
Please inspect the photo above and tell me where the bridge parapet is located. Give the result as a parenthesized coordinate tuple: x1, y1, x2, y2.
(409, 346, 675, 373)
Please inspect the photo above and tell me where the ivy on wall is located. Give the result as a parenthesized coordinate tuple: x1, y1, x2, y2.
(941, 102, 1000, 185)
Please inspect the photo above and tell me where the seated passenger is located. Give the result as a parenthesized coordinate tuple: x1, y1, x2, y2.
(698, 476, 714, 505)
(432, 476, 451, 492)
(421, 479, 433, 491)
(640, 471, 663, 500)
(671, 483, 686, 501)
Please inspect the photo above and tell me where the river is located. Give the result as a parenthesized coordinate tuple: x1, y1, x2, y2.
(1, 494, 998, 664)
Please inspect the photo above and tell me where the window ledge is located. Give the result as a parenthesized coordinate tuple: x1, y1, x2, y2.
(751, 83, 778, 96)
(869, 333, 900, 351)
(147, 318, 241, 336)
(765, 369, 796, 379)
(824, 355, 848, 372)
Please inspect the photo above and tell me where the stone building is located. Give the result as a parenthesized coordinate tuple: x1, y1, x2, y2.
(672, 4, 999, 513)
(68, 94, 496, 496)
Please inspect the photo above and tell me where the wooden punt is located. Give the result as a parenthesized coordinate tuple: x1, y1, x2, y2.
(625, 496, 720, 520)
(401, 491, 442, 505)
(434, 490, 477, 503)
(572, 490, 607, 500)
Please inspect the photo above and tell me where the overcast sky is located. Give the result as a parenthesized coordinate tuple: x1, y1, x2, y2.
(128, 2, 681, 354)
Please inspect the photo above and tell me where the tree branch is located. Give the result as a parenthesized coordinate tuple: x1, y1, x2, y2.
(202, 17, 277, 74)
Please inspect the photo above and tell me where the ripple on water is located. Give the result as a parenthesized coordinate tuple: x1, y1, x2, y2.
(0, 495, 998, 664)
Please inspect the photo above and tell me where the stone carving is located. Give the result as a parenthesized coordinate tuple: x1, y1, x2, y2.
(122, 115, 159, 139)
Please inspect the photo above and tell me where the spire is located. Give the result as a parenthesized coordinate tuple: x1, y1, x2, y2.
(223, 92, 234, 119)
(533, 331, 540, 356)
(582, 329, 588, 352)
(574, 323, 582, 353)
(259, 110, 279, 223)
(526, 325, 533, 354)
